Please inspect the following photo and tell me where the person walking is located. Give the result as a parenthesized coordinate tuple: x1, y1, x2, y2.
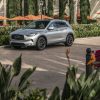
(86, 48, 96, 78)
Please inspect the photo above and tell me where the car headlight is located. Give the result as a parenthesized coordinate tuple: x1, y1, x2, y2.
(26, 33, 37, 37)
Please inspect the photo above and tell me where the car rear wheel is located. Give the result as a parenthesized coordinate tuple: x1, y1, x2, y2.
(65, 34, 74, 46)
(36, 37, 47, 50)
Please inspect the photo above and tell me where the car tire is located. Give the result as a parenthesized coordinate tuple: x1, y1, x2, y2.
(65, 34, 74, 46)
(36, 37, 47, 50)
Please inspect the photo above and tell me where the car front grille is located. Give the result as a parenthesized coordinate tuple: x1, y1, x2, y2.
(11, 42, 25, 46)
(11, 34, 24, 40)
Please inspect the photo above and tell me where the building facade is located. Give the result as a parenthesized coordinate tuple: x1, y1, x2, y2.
(0, 0, 6, 16)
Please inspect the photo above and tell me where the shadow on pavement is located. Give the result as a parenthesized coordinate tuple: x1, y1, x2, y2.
(12, 67, 65, 92)
(3, 43, 65, 51)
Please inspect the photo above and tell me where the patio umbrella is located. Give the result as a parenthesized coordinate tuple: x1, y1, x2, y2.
(9, 16, 28, 20)
(64, 15, 70, 20)
(37, 15, 53, 20)
(25, 15, 40, 20)
(0, 16, 8, 20)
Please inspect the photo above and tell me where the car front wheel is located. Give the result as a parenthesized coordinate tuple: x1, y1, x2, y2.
(36, 37, 47, 50)
(65, 34, 74, 46)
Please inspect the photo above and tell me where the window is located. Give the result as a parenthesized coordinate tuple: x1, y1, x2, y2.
(55, 21, 68, 28)
(24, 20, 50, 29)
(48, 21, 68, 29)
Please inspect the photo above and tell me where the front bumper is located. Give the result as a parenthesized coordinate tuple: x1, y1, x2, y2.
(10, 40, 36, 47)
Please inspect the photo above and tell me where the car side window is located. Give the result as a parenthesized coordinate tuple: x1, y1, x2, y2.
(48, 22, 57, 29)
(55, 22, 68, 28)
(48, 21, 68, 30)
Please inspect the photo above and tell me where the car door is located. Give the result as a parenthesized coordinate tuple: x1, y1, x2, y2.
(54, 21, 68, 42)
(58, 21, 68, 42)
(46, 21, 65, 44)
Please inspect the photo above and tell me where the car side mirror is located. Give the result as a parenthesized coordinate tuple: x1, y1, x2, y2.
(48, 26, 54, 30)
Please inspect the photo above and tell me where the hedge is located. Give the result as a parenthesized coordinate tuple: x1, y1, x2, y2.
(0, 26, 22, 46)
(72, 24, 100, 38)
(0, 24, 100, 45)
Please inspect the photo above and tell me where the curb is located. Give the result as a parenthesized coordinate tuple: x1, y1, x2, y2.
(0, 45, 10, 48)
(74, 43, 100, 46)
(74, 37, 100, 46)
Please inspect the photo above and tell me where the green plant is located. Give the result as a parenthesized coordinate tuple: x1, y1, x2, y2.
(48, 87, 60, 100)
(61, 66, 100, 100)
(0, 35, 9, 46)
(0, 26, 22, 46)
(25, 66, 100, 100)
(72, 24, 100, 38)
(0, 55, 36, 100)
(25, 89, 47, 100)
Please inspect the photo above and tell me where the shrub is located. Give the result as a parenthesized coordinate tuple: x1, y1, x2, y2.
(24, 89, 47, 100)
(24, 66, 100, 100)
(0, 55, 36, 100)
(0, 35, 9, 46)
(0, 26, 21, 46)
(72, 24, 100, 38)
(0, 55, 100, 100)
(61, 66, 100, 100)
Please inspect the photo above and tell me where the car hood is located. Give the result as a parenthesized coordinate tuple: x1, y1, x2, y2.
(10, 28, 45, 35)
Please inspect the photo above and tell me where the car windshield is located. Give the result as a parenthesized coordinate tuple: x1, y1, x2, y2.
(24, 20, 50, 29)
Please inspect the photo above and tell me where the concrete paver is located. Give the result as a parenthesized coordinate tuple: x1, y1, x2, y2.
(74, 37, 100, 46)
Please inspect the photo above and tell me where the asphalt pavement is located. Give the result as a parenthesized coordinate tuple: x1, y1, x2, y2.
(0, 37, 100, 91)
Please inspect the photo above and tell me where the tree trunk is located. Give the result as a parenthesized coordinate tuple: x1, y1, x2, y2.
(59, 0, 68, 18)
(24, 0, 29, 16)
(7, 0, 10, 17)
(80, 0, 91, 24)
(48, 0, 53, 16)
(69, 0, 74, 24)
(33, 0, 38, 15)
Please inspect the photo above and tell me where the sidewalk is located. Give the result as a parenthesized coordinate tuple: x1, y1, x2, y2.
(74, 37, 100, 46)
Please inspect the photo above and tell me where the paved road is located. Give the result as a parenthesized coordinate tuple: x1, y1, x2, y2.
(0, 44, 100, 92)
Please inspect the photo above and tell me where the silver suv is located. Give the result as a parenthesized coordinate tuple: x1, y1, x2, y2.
(10, 19, 74, 50)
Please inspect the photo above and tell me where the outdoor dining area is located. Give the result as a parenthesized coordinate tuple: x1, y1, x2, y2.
(0, 11, 100, 26)
(0, 15, 53, 26)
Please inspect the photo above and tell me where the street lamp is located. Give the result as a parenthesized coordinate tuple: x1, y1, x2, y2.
(40, 0, 43, 20)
